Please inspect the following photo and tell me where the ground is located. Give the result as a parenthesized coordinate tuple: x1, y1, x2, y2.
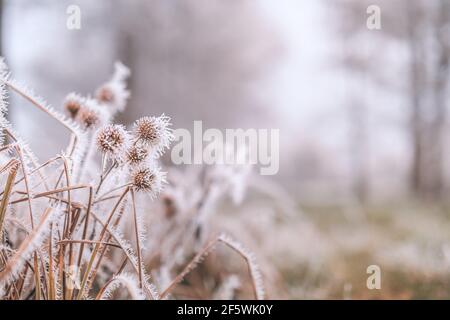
(276, 202, 450, 299)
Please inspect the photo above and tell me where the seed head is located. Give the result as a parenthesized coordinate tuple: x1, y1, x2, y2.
(133, 115, 173, 156)
(96, 124, 129, 156)
(78, 108, 99, 128)
(64, 93, 84, 119)
(126, 145, 149, 165)
(77, 99, 108, 129)
(131, 166, 166, 198)
(96, 86, 115, 104)
(95, 62, 130, 114)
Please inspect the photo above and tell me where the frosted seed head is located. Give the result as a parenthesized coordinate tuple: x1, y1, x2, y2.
(77, 99, 109, 129)
(78, 107, 99, 128)
(134, 117, 158, 143)
(96, 86, 115, 104)
(64, 93, 84, 119)
(126, 145, 149, 165)
(95, 82, 129, 114)
(96, 124, 129, 156)
(131, 166, 166, 198)
(95, 62, 130, 114)
(133, 115, 174, 156)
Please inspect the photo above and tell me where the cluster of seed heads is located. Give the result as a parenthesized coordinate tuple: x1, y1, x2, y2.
(63, 62, 130, 129)
(63, 62, 172, 198)
(95, 115, 173, 197)
(64, 94, 106, 129)
(0, 59, 265, 301)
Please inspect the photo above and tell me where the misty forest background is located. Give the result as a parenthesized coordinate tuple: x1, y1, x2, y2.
(2, 0, 450, 299)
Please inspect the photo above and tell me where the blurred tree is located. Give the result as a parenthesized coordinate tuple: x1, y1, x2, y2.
(335, 0, 450, 200)
(426, 0, 450, 198)
(333, 1, 374, 203)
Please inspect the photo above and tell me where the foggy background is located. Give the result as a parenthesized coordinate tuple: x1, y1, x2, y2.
(2, 0, 450, 299)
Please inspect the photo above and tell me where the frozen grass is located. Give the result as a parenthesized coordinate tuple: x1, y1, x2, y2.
(0, 59, 265, 300)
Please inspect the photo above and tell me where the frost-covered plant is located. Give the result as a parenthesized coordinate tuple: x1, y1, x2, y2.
(0, 58, 265, 300)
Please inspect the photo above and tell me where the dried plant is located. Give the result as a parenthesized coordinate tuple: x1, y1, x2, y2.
(0, 58, 265, 300)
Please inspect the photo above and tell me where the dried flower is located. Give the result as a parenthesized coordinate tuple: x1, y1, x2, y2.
(63, 93, 84, 119)
(95, 62, 130, 114)
(96, 86, 114, 104)
(78, 108, 98, 128)
(77, 99, 109, 129)
(131, 166, 166, 198)
(133, 115, 173, 156)
(126, 145, 149, 165)
(96, 124, 129, 157)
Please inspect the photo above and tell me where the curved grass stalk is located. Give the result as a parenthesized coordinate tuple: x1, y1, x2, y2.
(160, 234, 265, 300)
(217, 234, 265, 300)
(96, 274, 145, 300)
(2, 79, 82, 154)
(0, 77, 88, 184)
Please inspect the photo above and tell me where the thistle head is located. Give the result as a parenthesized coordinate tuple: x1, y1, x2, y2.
(95, 62, 130, 114)
(133, 115, 174, 156)
(96, 124, 129, 157)
(63, 93, 84, 119)
(96, 86, 115, 104)
(77, 99, 108, 129)
(126, 145, 149, 165)
(131, 166, 166, 198)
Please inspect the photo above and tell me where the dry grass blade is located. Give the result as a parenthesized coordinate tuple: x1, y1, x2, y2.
(0, 160, 19, 235)
(0, 207, 60, 292)
(160, 234, 265, 300)
(96, 274, 145, 300)
(76, 187, 129, 300)
(218, 234, 265, 300)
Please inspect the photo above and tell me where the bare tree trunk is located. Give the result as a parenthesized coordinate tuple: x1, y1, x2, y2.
(427, 0, 449, 199)
(408, 38, 425, 196)
(349, 99, 369, 203)
(407, 4, 427, 198)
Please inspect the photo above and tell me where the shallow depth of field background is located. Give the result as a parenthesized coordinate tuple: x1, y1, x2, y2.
(2, 0, 450, 299)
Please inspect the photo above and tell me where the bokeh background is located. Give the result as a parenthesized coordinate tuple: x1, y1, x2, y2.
(2, 0, 450, 299)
